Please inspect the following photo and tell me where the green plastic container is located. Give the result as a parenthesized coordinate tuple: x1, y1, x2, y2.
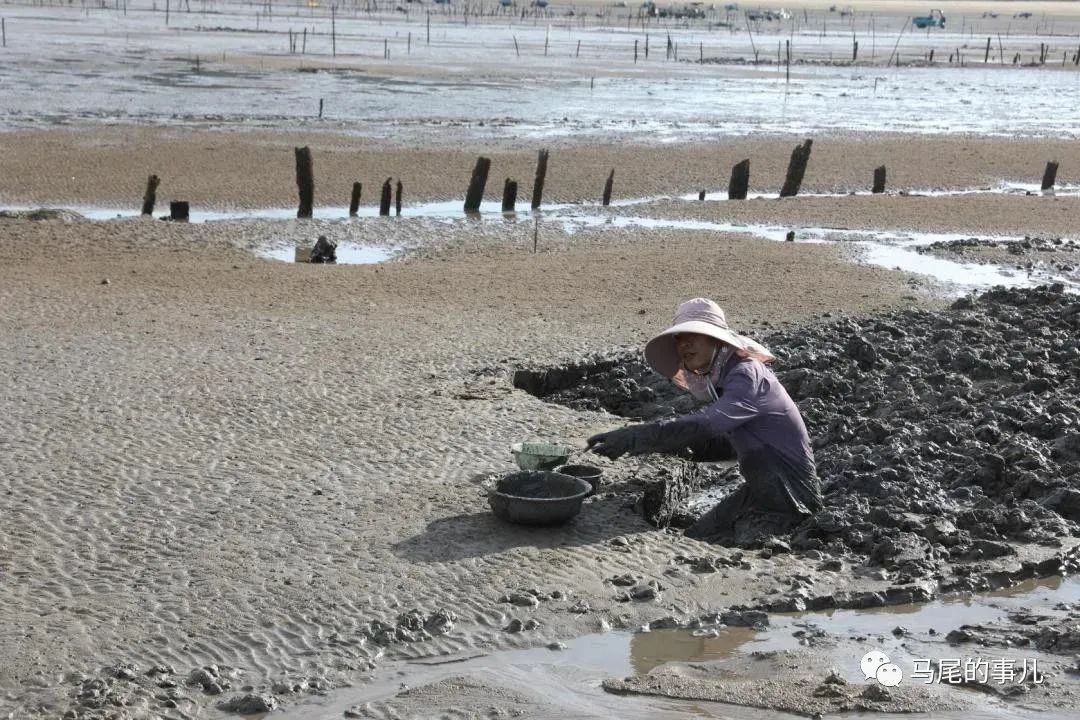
(510, 442, 572, 471)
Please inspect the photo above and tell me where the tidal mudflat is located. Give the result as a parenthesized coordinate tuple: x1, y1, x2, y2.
(2, 1, 1080, 718)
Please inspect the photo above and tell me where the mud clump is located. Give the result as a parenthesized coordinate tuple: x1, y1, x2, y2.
(918, 236, 1080, 276)
(513, 355, 696, 420)
(365, 608, 458, 645)
(516, 285, 1080, 577)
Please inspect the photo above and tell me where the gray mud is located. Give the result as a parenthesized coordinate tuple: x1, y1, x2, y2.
(919, 236, 1080, 283)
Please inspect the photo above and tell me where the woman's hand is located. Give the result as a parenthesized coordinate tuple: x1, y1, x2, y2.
(586, 426, 644, 460)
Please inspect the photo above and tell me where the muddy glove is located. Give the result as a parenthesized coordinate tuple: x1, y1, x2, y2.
(588, 421, 715, 460)
(587, 426, 645, 460)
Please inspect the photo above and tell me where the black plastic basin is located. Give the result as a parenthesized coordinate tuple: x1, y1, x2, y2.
(488, 471, 592, 526)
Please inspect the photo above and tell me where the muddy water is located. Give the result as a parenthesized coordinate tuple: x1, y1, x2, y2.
(286, 578, 1080, 720)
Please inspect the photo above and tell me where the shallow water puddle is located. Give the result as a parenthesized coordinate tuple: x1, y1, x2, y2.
(679, 182, 1080, 202)
(554, 214, 1075, 292)
(255, 244, 396, 265)
(9, 199, 1076, 290)
(288, 578, 1080, 720)
(31, 199, 577, 223)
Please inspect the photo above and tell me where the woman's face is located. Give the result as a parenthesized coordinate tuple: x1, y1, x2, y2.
(674, 332, 720, 373)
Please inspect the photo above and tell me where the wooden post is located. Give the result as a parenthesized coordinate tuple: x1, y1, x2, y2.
(852, 37, 858, 61)
(169, 201, 189, 222)
(728, 159, 750, 200)
(379, 178, 392, 216)
(464, 157, 491, 213)
(872, 165, 886, 194)
(514, 35, 519, 57)
(602, 169, 614, 206)
(531, 149, 549, 210)
(395, 180, 403, 216)
(141, 174, 160, 216)
(634, 39, 638, 63)
(1041, 161, 1059, 192)
(779, 139, 813, 198)
(502, 178, 517, 212)
(294, 146, 314, 219)
(929, 48, 934, 63)
(302, 28, 307, 54)
(349, 182, 362, 216)
(318, 98, 324, 118)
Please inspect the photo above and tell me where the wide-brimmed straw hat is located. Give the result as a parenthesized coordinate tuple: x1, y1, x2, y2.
(644, 298, 775, 379)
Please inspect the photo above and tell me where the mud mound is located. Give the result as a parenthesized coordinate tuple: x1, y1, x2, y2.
(512, 355, 698, 420)
(516, 285, 1080, 571)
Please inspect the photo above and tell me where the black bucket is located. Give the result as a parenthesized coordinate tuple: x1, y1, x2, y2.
(555, 464, 603, 496)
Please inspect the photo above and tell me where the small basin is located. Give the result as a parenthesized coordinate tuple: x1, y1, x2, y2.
(510, 442, 573, 470)
(488, 471, 592, 526)
(555, 464, 603, 496)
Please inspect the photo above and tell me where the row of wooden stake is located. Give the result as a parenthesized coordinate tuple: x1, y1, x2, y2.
(137, 145, 1064, 221)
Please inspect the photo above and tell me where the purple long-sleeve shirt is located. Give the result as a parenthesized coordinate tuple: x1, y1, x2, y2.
(664, 354, 817, 506)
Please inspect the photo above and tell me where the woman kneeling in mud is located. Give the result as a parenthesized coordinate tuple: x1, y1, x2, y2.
(587, 298, 821, 544)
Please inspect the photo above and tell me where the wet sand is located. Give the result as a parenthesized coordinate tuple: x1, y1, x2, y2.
(0, 214, 929, 716)
(2, 128, 1080, 210)
(4, 2, 1080, 718)
(3, 204, 1080, 718)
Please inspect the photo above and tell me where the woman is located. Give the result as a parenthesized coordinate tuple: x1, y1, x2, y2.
(587, 298, 821, 544)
